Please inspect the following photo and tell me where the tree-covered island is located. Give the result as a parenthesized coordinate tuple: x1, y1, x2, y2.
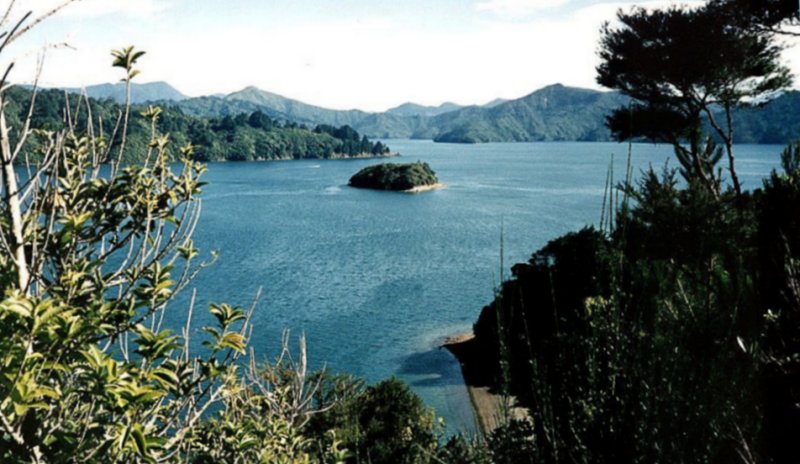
(348, 162, 441, 192)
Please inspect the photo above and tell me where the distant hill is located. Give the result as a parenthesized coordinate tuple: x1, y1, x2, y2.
(175, 95, 282, 119)
(24, 79, 800, 147)
(177, 86, 426, 137)
(151, 83, 800, 145)
(729, 91, 800, 144)
(4, 86, 391, 164)
(348, 112, 434, 140)
(385, 102, 463, 118)
(61, 81, 188, 104)
(224, 86, 368, 127)
(170, 84, 629, 141)
(431, 84, 630, 143)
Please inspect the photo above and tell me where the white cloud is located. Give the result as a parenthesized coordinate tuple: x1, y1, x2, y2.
(7, 0, 800, 112)
(476, 0, 572, 18)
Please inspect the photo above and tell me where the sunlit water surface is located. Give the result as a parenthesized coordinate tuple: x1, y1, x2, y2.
(165, 140, 782, 435)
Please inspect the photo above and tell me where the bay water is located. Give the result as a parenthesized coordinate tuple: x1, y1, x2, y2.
(171, 140, 782, 435)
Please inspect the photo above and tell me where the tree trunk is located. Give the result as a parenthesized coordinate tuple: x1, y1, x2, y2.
(724, 103, 742, 196)
(0, 97, 30, 293)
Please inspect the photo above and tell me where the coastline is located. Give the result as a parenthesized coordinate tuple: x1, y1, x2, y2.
(403, 182, 445, 193)
(203, 151, 400, 163)
(327, 151, 400, 160)
(442, 331, 529, 436)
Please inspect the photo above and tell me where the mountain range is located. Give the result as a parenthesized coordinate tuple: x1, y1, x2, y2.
(175, 83, 630, 142)
(57, 81, 800, 145)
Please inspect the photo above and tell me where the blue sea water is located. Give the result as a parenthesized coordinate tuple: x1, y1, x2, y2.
(167, 140, 783, 435)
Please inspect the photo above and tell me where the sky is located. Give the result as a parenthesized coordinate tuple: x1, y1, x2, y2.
(5, 0, 800, 112)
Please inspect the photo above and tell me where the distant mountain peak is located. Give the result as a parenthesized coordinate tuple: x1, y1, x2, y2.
(385, 101, 464, 118)
(197, 85, 370, 127)
(226, 86, 294, 102)
(57, 81, 188, 104)
(234, 85, 267, 95)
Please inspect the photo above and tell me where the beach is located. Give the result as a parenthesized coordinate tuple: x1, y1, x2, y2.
(404, 182, 446, 193)
(442, 332, 529, 435)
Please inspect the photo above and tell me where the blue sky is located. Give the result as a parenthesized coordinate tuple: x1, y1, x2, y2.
(9, 0, 800, 111)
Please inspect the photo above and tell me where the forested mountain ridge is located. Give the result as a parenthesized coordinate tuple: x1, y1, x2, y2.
(731, 91, 800, 143)
(50, 81, 800, 145)
(7, 86, 391, 163)
(177, 83, 628, 141)
(385, 101, 464, 117)
(430, 84, 630, 142)
(213, 84, 800, 144)
(225, 86, 370, 127)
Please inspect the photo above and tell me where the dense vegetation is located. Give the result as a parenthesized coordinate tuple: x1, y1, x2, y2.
(463, 0, 800, 462)
(471, 152, 800, 461)
(348, 162, 439, 191)
(5, 86, 391, 164)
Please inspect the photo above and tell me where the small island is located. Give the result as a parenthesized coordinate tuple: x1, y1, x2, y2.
(348, 162, 443, 192)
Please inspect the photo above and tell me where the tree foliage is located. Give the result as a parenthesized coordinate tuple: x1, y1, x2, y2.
(0, 37, 254, 461)
(306, 376, 450, 464)
(462, 2, 800, 461)
(348, 162, 438, 191)
(709, 0, 800, 32)
(0, 7, 473, 463)
(597, 2, 792, 195)
(472, 155, 800, 461)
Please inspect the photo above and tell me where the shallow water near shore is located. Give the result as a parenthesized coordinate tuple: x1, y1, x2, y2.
(167, 140, 782, 435)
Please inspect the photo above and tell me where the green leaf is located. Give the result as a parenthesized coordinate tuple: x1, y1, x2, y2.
(219, 332, 246, 354)
(59, 229, 73, 245)
(149, 367, 180, 390)
(209, 303, 245, 330)
(1, 296, 33, 318)
(131, 424, 148, 456)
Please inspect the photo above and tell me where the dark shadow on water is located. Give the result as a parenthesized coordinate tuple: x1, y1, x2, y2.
(397, 346, 466, 388)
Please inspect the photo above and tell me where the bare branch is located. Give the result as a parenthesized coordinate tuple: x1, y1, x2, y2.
(7, 0, 80, 46)
(0, 1, 16, 30)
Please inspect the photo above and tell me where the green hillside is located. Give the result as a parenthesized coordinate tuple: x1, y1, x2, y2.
(128, 83, 800, 145)
(7, 86, 391, 163)
(432, 84, 629, 143)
